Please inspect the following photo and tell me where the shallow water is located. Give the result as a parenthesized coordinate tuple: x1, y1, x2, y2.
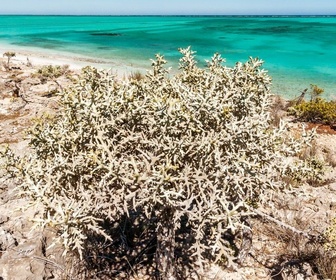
(0, 15, 335, 99)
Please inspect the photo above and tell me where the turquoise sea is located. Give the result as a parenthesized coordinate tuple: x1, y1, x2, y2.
(0, 15, 335, 99)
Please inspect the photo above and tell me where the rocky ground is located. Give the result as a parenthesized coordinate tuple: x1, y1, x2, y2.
(0, 57, 335, 279)
(0, 57, 76, 280)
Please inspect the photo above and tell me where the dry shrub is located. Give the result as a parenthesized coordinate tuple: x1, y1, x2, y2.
(315, 251, 336, 280)
(128, 70, 145, 81)
(0, 47, 323, 278)
(270, 95, 288, 127)
(313, 218, 336, 279)
(270, 240, 336, 280)
(256, 210, 322, 279)
(252, 191, 335, 280)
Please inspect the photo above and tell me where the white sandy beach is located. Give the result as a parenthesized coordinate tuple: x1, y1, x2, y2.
(0, 44, 148, 78)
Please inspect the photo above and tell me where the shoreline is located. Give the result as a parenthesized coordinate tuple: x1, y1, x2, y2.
(0, 15, 335, 100)
(0, 43, 335, 100)
(0, 44, 149, 78)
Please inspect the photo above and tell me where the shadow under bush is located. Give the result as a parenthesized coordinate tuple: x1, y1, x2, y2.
(78, 210, 208, 279)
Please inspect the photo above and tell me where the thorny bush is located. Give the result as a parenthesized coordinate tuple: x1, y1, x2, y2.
(0, 47, 322, 278)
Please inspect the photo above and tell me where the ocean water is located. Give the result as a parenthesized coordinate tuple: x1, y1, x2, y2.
(0, 15, 335, 99)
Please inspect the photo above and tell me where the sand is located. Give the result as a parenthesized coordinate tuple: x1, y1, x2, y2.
(0, 44, 148, 79)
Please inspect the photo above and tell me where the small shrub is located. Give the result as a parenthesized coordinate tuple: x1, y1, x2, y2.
(289, 84, 336, 125)
(0, 48, 322, 278)
(34, 64, 69, 84)
(37, 64, 69, 77)
(324, 217, 336, 254)
(3, 51, 16, 70)
(292, 99, 336, 124)
(128, 70, 144, 81)
(315, 251, 336, 280)
(33, 64, 70, 94)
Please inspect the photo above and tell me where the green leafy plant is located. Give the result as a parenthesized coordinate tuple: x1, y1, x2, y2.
(0, 48, 322, 278)
(292, 99, 336, 124)
(290, 84, 336, 125)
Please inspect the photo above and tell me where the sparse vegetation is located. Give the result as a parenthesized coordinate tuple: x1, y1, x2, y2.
(0, 48, 326, 279)
(324, 217, 336, 254)
(33, 64, 70, 92)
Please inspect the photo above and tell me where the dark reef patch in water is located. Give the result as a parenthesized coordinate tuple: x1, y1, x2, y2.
(90, 32, 122, 37)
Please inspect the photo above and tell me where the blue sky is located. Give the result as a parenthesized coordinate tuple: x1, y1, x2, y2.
(1, 0, 336, 15)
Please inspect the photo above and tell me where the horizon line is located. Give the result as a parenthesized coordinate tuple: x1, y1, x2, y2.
(0, 14, 336, 17)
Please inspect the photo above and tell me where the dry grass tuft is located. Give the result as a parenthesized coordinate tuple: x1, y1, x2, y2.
(128, 71, 144, 81)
